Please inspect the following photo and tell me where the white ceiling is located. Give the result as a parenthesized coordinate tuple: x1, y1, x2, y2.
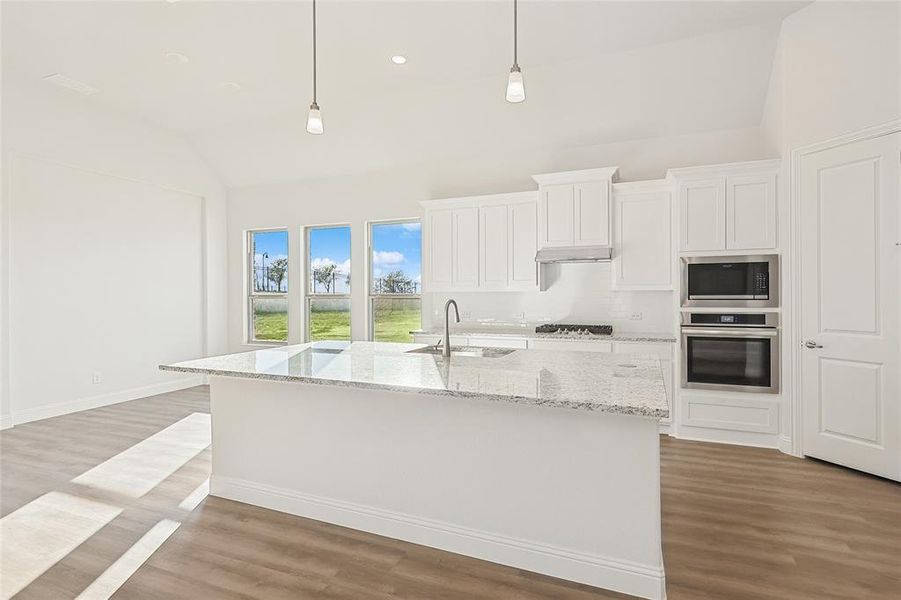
(2, 1, 809, 186)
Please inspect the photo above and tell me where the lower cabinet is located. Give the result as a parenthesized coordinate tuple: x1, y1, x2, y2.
(527, 339, 613, 353)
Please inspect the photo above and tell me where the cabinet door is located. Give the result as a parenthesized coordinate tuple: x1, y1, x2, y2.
(613, 190, 672, 289)
(726, 173, 777, 250)
(527, 339, 613, 352)
(508, 200, 538, 290)
(680, 178, 726, 252)
(452, 207, 479, 289)
(427, 209, 453, 291)
(539, 184, 574, 248)
(479, 203, 509, 289)
(575, 181, 610, 246)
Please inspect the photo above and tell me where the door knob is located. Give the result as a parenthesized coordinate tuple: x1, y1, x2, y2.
(803, 340, 823, 349)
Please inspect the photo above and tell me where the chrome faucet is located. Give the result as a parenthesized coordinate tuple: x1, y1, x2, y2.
(442, 299, 461, 357)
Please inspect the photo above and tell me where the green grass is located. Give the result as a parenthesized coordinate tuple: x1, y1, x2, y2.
(252, 306, 420, 343)
(253, 311, 288, 341)
(309, 310, 351, 341)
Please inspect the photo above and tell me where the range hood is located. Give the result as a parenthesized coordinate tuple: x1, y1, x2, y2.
(535, 245, 613, 264)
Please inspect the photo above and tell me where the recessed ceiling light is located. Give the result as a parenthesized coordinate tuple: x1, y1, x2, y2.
(220, 81, 242, 92)
(391, 55, 407, 65)
(165, 51, 189, 64)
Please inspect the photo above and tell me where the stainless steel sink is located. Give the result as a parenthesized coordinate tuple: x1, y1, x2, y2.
(407, 346, 516, 359)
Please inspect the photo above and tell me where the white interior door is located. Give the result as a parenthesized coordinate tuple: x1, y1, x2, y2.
(799, 131, 900, 481)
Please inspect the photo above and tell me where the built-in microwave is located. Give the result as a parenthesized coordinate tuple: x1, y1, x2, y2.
(681, 255, 779, 308)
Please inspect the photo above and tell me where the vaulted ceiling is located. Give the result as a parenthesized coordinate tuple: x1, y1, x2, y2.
(2, 1, 809, 186)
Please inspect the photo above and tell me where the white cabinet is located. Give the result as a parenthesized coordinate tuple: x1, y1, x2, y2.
(527, 339, 613, 353)
(452, 207, 479, 289)
(467, 335, 529, 349)
(427, 209, 453, 291)
(679, 178, 726, 252)
(539, 184, 575, 248)
(612, 182, 672, 290)
(423, 192, 537, 293)
(507, 200, 538, 290)
(670, 160, 780, 253)
(726, 173, 777, 250)
(479, 203, 508, 290)
(533, 167, 618, 251)
(575, 181, 611, 246)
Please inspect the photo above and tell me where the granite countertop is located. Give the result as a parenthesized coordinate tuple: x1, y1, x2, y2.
(410, 326, 677, 344)
(160, 341, 669, 419)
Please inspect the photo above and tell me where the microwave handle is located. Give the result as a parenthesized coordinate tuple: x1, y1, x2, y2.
(681, 327, 779, 338)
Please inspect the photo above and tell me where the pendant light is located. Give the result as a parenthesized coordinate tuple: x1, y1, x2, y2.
(505, 0, 525, 103)
(306, 0, 324, 134)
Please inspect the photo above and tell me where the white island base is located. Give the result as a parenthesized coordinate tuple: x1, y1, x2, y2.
(208, 376, 666, 600)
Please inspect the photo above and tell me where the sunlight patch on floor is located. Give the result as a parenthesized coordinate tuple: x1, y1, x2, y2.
(72, 413, 211, 498)
(0, 492, 122, 599)
(74, 519, 181, 600)
(178, 478, 210, 511)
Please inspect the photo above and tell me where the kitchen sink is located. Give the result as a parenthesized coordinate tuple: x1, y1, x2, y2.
(407, 345, 516, 359)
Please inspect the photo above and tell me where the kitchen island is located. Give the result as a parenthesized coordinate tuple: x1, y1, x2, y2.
(161, 341, 669, 600)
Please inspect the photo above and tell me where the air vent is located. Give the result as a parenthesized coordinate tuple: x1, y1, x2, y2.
(42, 73, 100, 96)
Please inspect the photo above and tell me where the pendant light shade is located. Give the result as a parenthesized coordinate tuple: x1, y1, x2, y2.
(505, 0, 525, 103)
(306, 0, 323, 134)
(306, 101, 323, 135)
(506, 66, 525, 103)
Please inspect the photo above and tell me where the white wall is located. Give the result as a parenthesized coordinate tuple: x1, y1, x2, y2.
(1, 75, 228, 426)
(760, 0, 900, 450)
(227, 125, 770, 350)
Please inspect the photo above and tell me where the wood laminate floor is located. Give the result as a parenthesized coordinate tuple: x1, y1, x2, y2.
(1, 386, 899, 599)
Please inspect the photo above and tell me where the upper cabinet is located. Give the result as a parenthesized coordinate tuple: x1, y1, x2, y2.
(423, 192, 538, 293)
(533, 167, 618, 250)
(612, 180, 673, 290)
(670, 159, 780, 253)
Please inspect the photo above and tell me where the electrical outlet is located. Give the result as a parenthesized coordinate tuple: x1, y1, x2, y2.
(462, 311, 472, 319)
(630, 312, 643, 321)
(92, 371, 103, 384)
(513, 312, 525, 320)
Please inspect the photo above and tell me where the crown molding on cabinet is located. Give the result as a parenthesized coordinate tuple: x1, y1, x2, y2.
(612, 179, 673, 194)
(666, 158, 781, 181)
(420, 190, 537, 210)
(531, 166, 619, 186)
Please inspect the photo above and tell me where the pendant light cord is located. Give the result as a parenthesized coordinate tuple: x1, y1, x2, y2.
(513, 0, 518, 68)
(312, 0, 317, 104)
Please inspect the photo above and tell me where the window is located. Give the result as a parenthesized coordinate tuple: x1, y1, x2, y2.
(368, 220, 421, 342)
(247, 229, 289, 343)
(306, 225, 351, 341)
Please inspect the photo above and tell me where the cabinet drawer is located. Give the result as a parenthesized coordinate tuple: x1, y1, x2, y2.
(527, 339, 612, 352)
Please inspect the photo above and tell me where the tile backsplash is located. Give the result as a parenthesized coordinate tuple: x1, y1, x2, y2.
(424, 262, 674, 333)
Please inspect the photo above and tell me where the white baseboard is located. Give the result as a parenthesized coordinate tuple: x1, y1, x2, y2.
(211, 475, 667, 600)
(0, 413, 12, 431)
(674, 424, 779, 449)
(778, 435, 795, 456)
(11, 376, 203, 426)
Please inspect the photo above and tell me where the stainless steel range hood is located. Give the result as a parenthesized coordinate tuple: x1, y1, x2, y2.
(535, 245, 613, 264)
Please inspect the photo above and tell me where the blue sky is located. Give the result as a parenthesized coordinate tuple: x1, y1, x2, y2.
(252, 224, 421, 294)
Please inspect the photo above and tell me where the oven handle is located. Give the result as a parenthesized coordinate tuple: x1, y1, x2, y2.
(681, 327, 779, 338)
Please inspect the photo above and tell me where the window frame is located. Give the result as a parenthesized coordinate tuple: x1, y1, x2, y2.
(246, 228, 289, 345)
(367, 218, 422, 341)
(304, 223, 352, 343)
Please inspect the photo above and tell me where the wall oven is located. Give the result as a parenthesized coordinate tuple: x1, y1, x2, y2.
(681, 312, 780, 394)
(681, 255, 779, 308)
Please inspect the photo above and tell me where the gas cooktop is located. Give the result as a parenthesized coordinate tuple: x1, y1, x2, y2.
(534, 324, 614, 336)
